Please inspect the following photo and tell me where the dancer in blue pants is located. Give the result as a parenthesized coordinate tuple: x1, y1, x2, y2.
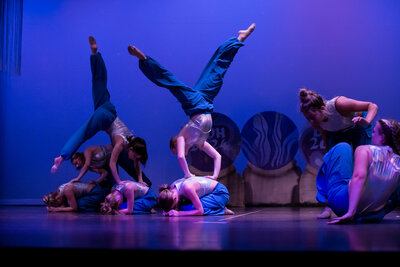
(316, 119, 400, 224)
(127, 23, 255, 179)
(100, 180, 157, 215)
(157, 176, 234, 216)
(51, 36, 151, 187)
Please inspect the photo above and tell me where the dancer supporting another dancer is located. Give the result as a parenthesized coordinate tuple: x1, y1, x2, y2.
(70, 144, 114, 187)
(51, 36, 151, 186)
(299, 88, 378, 218)
(70, 137, 148, 186)
(100, 180, 157, 215)
(157, 176, 234, 216)
(128, 23, 255, 180)
(316, 119, 400, 224)
(44, 181, 107, 212)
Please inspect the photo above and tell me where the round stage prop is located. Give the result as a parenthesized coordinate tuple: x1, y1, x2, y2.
(241, 111, 299, 170)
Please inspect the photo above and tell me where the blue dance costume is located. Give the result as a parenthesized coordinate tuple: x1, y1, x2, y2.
(138, 37, 244, 116)
(114, 182, 157, 214)
(173, 177, 230, 215)
(59, 53, 152, 187)
(316, 142, 400, 222)
(60, 52, 117, 160)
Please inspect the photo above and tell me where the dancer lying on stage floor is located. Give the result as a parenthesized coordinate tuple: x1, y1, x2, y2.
(157, 176, 234, 216)
(128, 23, 255, 180)
(316, 119, 400, 224)
(299, 88, 378, 219)
(51, 36, 151, 187)
(100, 180, 157, 215)
(43, 181, 108, 212)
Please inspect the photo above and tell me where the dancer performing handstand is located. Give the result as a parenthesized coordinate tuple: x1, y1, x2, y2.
(128, 23, 255, 180)
(51, 36, 151, 186)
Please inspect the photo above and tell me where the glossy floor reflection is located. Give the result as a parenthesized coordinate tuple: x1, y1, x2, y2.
(1, 206, 400, 254)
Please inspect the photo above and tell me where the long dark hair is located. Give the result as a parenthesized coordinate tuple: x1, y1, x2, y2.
(127, 136, 148, 165)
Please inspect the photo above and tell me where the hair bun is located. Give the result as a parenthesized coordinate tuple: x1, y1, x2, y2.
(158, 184, 171, 193)
(299, 88, 309, 101)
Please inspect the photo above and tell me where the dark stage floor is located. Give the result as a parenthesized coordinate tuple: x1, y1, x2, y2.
(1, 206, 400, 258)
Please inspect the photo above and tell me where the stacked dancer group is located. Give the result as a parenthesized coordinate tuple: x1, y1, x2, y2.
(45, 23, 400, 223)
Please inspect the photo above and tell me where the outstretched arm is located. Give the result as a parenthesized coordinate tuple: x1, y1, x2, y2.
(70, 147, 95, 183)
(198, 141, 221, 180)
(328, 146, 371, 224)
(110, 139, 125, 184)
(335, 96, 378, 127)
(176, 136, 194, 178)
(134, 160, 146, 185)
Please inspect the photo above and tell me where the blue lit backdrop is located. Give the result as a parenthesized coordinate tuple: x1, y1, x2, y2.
(1, 0, 399, 203)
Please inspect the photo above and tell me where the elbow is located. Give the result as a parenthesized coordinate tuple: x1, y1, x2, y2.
(196, 207, 204, 216)
(109, 161, 116, 170)
(177, 154, 186, 162)
(369, 102, 378, 114)
(351, 171, 367, 185)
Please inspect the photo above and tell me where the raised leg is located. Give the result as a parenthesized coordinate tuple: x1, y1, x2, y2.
(138, 56, 202, 116)
(193, 24, 255, 105)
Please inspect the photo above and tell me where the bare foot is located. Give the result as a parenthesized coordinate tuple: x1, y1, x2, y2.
(238, 23, 256, 42)
(128, 45, 146, 60)
(225, 207, 234, 215)
(317, 206, 332, 219)
(51, 156, 64, 174)
(88, 36, 98, 54)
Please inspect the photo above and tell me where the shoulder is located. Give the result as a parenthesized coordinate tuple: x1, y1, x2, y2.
(125, 181, 138, 190)
(182, 179, 199, 191)
(355, 145, 372, 161)
(63, 183, 75, 194)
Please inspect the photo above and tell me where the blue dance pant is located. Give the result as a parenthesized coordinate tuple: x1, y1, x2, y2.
(60, 53, 117, 160)
(181, 183, 230, 215)
(77, 184, 109, 212)
(316, 143, 353, 217)
(119, 188, 158, 214)
(138, 37, 244, 116)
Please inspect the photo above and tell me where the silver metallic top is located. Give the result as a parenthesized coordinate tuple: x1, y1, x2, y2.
(184, 114, 212, 147)
(58, 182, 90, 199)
(112, 181, 148, 200)
(105, 117, 132, 145)
(358, 145, 400, 214)
(173, 176, 216, 198)
(90, 145, 112, 169)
